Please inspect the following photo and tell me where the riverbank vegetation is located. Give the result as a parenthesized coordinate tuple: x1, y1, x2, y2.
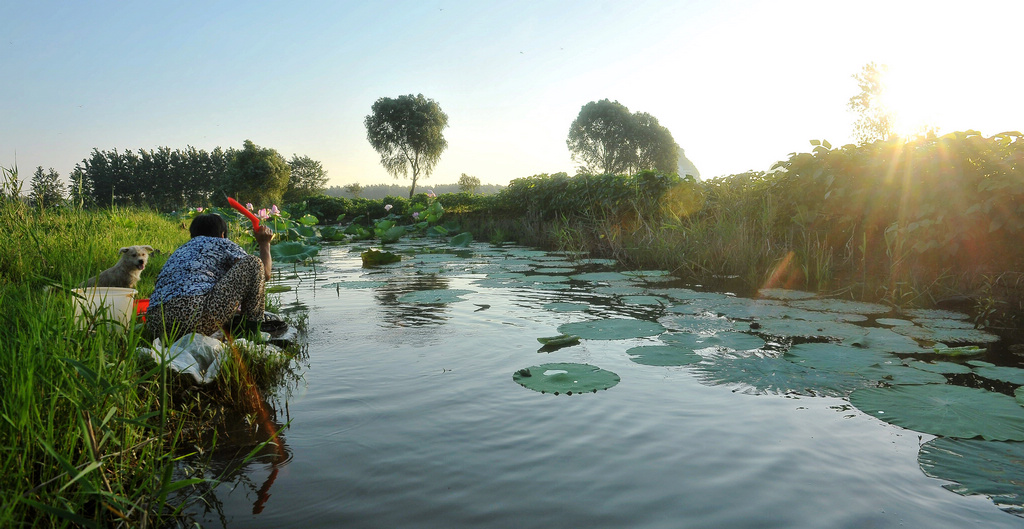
(0, 172, 301, 526)
(281, 131, 1024, 338)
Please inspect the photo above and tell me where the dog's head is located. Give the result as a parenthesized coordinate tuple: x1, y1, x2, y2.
(119, 245, 155, 271)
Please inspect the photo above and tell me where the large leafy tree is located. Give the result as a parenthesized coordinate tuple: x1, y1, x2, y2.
(29, 166, 65, 208)
(848, 62, 895, 144)
(224, 140, 291, 206)
(284, 154, 329, 202)
(567, 99, 679, 175)
(364, 94, 449, 198)
(458, 173, 481, 194)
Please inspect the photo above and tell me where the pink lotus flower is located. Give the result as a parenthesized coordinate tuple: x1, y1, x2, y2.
(412, 211, 420, 219)
(246, 202, 254, 210)
(196, 207, 204, 213)
(427, 189, 436, 198)
(384, 204, 393, 212)
(257, 208, 270, 220)
(271, 205, 281, 216)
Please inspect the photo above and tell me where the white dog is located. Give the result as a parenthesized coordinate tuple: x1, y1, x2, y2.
(80, 245, 155, 289)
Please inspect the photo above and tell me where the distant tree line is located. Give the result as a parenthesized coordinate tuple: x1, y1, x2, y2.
(68, 140, 328, 210)
(323, 181, 505, 200)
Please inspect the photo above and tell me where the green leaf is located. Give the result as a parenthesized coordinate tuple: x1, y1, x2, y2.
(297, 213, 319, 226)
(850, 384, 1024, 441)
(626, 345, 702, 366)
(919, 437, 1024, 516)
(361, 249, 401, 267)
(450, 231, 473, 247)
(557, 318, 665, 340)
(270, 241, 319, 263)
(512, 363, 619, 395)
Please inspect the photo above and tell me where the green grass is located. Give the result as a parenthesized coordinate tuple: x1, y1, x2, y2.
(0, 197, 295, 527)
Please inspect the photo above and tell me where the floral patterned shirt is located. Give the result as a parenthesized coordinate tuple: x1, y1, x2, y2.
(149, 236, 249, 305)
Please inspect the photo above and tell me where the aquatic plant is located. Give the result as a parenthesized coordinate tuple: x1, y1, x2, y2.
(512, 363, 620, 395)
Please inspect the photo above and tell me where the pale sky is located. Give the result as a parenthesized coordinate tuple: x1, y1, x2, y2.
(3, 0, 1022, 189)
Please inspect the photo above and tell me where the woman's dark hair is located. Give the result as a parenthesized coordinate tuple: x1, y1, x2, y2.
(189, 213, 228, 238)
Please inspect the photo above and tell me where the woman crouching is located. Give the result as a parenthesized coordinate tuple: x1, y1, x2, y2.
(146, 213, 273, 341)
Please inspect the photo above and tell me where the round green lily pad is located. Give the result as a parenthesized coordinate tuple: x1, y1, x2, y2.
(791, 298, 890, 314)
(620, 295, 669, 306)
(850, 384, 1024, 440)
(569, 272, 632, 282)
(661, 332, 765, 352)
(557, 318, 665, 340)
(512, 363, 619, 395)
(919, 437, 1024, 516)
(784, 342, 899, 375)
(660, 314, 737, 334)
(876, 318, 914, 326)
(892, 325, 1000, 344)
(973, 365, 1024, 386)
(266, 285, 292, 294)
(905, 360, 973, 375)
(626, 345, 702, 366)
(692, 353, 870, 397)
(757, 288, 817, 300)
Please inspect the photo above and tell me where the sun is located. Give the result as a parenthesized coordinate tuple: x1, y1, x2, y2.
(877, 66, 941, 139)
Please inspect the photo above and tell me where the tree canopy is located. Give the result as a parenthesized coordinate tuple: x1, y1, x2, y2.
(29, 166, 65, 209)
(225, 140, 291, 206)
(283, 154, 329, 202)
(567, 99, 679, 175)
(364, 94, 449, 198)
(848, 62, 895, 144)
(458, 173, 481, 194)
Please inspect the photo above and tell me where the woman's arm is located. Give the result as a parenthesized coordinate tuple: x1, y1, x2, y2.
(254, 226, 274, 281)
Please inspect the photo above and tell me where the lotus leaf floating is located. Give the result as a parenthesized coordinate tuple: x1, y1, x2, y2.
(892, 325, 1000, 344)
(271, 241, 320, 263)
(790, 298, 890, 314)
(919, 437, 1024, 517)
(557, 318, 665, 340)
(660, 331, 765, 352)
(626, 345, 702, 366)
(512, 363, 620, 395)
(850, 384, 1024, 441)
(692, 353, 871, 397)
(904, 360, 973, 375)
(972, 365, 1024, 386)
(757, 288, 818, 300)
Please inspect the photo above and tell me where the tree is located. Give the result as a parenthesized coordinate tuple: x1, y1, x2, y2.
(848, 62, 895, 144)
(567, 99, 679, 175)
(458, 173, 481, 194)
(344, 182, 363, 198)
(364, 94, 449, 199)
(224, 140, 291, 206)
(284, 154, 329, 202)
(29, 166, 65, 208)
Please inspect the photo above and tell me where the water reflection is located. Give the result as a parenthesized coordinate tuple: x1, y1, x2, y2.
(373, 273, 454, 327)
(176, 396, 293, 525)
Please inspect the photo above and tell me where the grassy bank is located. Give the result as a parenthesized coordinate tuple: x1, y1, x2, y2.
(0, 194, 296, 526)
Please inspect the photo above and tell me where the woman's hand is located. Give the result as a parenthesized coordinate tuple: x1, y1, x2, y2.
(254, 225, 274, 245)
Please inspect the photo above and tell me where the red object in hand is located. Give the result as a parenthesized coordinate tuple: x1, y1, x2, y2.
(227, 197, 260, 232)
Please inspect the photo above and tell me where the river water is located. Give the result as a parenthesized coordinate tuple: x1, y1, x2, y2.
(182, 242, 1021, 528)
